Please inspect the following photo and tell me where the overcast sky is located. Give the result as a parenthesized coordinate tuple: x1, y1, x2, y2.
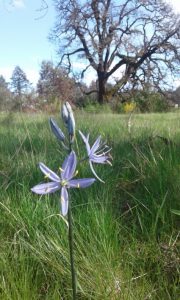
(0, 0, 179, 87)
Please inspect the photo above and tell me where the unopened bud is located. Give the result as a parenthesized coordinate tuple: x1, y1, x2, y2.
(50, 118, 65, 142)
(61, 103, 69, 126)
(61, 102, 75, 143)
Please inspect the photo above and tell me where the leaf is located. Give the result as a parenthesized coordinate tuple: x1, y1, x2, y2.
(171, 209, 180, 216)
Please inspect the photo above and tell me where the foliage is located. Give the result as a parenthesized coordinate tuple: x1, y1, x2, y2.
(171, 85, 180, 105)
(134, 91, 169, 113)
(37, 60, 80, 103)
(0, 75, 13, 111)
(77, 96, 113, 113)
(76, 91, 169, 114)
(0, 111, 179, 299)
(10, 66, 31, 96)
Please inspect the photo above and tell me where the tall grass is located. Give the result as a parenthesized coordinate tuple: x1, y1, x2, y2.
(0, 111, 179, 299)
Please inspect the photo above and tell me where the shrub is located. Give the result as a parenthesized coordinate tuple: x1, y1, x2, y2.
(134, 91, 169, 112)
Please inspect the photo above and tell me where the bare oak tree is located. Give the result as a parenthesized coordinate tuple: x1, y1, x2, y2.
(51, 0, 180, 104)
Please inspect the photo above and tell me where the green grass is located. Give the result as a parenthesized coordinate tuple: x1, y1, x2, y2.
(0, 111, 179, 299)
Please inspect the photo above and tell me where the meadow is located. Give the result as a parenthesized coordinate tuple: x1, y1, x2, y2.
(0, 111, 179, 299)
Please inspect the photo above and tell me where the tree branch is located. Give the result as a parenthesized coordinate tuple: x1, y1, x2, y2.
(58, 48, 85, 72)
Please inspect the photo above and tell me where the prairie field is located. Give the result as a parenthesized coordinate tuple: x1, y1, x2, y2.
(0, 111, 179, 299)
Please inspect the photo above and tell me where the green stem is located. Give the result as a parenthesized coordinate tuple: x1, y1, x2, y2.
(79, 156, 89, 164)
(68, 203, 77, 299)
(68, 136, 77, 299)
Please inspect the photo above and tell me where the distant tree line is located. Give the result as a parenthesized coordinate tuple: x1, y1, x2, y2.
(0, 60, 179, 113)
(0, 62, 83, 112)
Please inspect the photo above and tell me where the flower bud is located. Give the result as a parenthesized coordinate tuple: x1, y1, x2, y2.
(65, 101, 73, 114)
(66, 103, 75, 136)
(50, 118, 65, 142)
(61, 103, 69, 127)
(61, 102, 75, 143)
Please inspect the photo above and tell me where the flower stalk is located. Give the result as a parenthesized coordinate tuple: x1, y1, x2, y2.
(31, 101, 111, 299)
(67, 198, 77, 299)
(67, 136, 77, 300)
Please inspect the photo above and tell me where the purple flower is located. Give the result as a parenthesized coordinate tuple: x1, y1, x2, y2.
(79, 131, 112, 183)
(31, 151, 95, 216)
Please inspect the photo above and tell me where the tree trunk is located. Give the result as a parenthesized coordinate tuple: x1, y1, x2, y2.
(97, 71, 107, 104)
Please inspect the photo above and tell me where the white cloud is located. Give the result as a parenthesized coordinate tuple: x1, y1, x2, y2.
(71, 61, 96, 85)
(0, 67, 12, 82)
(72, 61, 87, 70)
(26, 69, 39, 86)
(173, 78, 180, 88)
(166, 0, 180, 12)
(11, 0, 25, 9)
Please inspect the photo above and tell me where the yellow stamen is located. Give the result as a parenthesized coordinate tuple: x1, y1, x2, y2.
(107, 160, 112, 166)
(77, 183, 80, 188)
(59, 167, 64, 172)
(74, 170, 79, 176)
(61, 180, 67, 186)
(45, 173, 50, 179)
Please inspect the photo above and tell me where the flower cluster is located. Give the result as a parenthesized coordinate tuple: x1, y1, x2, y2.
(31, 101, 112, 215)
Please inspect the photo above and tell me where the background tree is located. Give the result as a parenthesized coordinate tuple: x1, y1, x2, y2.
(0, 75, 8, 89)
(170, 85, 180, 105)
(51, 0, 180, 104)
(0, 75, 12, 111)
(37, 60, 80, 102)
(10, 66, 30, 97)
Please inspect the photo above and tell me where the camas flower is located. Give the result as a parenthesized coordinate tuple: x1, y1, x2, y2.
(79, 131, 112, 183)
(31, 151, 95, 216)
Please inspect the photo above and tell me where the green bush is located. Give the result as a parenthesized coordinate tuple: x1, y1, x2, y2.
(134, 91, 169, 113)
